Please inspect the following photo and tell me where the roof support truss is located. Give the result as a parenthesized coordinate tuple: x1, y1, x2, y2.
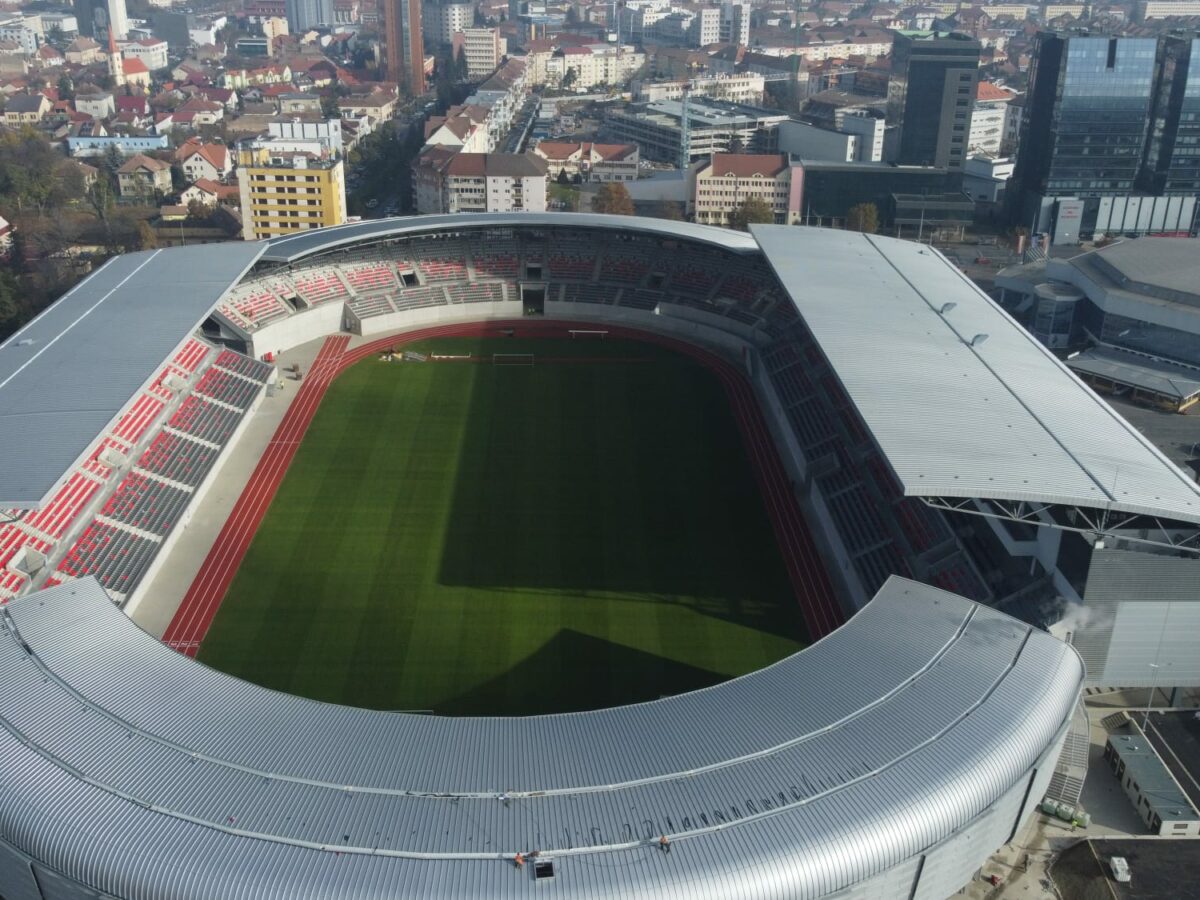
(920, 496, 1200, 555)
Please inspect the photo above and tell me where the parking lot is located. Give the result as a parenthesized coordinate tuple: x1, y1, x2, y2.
(1052, 838, 1200, 899)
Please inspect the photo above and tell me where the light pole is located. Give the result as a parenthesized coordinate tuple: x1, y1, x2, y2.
(1142, 662, 1159, 734)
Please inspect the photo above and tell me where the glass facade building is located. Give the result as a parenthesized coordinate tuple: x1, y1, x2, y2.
(887, 32, 981, 171)
(1011, 32, 1200, 236)
(1143, 36, 1200, 195)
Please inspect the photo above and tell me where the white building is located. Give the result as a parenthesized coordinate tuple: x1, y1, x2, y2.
(423, 0, 473, 46)
(545, 43, 644, 91)
(633, 72, 765, 105)
(968, 81, 1015, 157)
(414, 149, 548, 213)
(453, 27, 506, 79)
(117, 37, 169, 70)
(267, 118, 345, 155)
(0, 17, 40, 55)
(688, 152, 803, 225)
(1135, 0, 1200, 19)
(963, 155, 1014, 203)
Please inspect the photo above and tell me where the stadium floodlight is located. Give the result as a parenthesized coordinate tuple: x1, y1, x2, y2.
(969, 333, 989, 348)
(938, 302, 957, 315)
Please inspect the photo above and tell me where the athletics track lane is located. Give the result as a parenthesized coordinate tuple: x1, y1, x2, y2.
(162, 321, 843, 655)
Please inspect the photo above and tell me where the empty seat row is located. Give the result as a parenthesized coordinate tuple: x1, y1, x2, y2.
(214, 349, 273, 383)
(194, 368, 261, 411)
(136, 431, 220, 488)
(349, 295, 396, 318)
(101, 472, 191, 536)
(169, 396, 243, 446)
(57, 521, 158, 594)
(20, 474, 101, 540)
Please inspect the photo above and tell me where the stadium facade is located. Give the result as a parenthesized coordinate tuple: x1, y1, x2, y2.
(0, 214, 1197, 898)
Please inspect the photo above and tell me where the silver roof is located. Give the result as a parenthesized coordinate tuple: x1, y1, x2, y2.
(1080, 238, 1200, 302)
(259, 212, 759, 263)
(1067, 347, 1200, 403)
(0, 576, 1081, 898)
(752, 225, 1200, 524)
(0, 242, 265, 508)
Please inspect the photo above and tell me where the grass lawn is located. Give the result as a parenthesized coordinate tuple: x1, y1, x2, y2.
(197, 337, 807, 715)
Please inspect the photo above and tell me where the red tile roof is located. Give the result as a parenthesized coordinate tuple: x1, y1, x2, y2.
(708, 153, 790, 178)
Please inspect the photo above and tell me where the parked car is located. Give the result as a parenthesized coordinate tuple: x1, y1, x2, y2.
(1109, 857, 1131, 883)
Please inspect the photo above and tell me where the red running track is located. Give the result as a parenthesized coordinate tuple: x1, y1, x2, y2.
(162, 321, 843, 656)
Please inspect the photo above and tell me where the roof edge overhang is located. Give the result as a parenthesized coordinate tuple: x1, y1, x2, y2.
(259, 213, 760, 265)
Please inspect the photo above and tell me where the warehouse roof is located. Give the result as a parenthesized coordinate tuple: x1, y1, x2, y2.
(0, 575, 1081, 898)
(752, 225, 1200, 525)
(0, 242, 265, 508)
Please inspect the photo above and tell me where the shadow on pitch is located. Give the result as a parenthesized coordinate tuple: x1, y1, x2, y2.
(435, 628, 725, 716)
(435, 337, 807, 643)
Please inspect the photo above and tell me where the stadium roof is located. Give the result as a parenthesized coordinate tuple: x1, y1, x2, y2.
(258, 212, 759, 264)
(752, 225, 1200, 526)
(0, 575, 1081, 898)
(0, 243, 265, 508)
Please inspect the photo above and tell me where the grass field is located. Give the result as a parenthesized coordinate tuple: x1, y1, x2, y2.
(197, 337, 807, 715)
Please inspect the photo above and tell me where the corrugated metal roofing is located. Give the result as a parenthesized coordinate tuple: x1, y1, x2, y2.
(0, 242, 266, 508)
(752, 225, 1200, 525)
(0, 576, 1082, 898)
(1083, 548, 1200, 603)
(259, 213, 759, 264)
(1066, 347, 1200, 403)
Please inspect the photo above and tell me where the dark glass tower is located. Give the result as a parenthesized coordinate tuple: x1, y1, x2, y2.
(1142, 35, 1200, 195)
(1010, 34, 1160, 202)
(888, 31, 982, 171)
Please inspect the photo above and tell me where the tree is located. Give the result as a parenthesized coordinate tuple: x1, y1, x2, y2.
(556, 168, 570, 185)
(591, 182, 634, 215)
(454, 48, 469, 82)
(727, 196, 774, 230)
(136, 220, 158, 250)
(561, 67, 578, 90)
(846, 202, 879, 234)
(726, 134, 745, 154)
(648, 200, 685, 221)
(57, 74, 74, 101)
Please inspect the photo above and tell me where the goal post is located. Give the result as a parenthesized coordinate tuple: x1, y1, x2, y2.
(492, 353, 535, 366)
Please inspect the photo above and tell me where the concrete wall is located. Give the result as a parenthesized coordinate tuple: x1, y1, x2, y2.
(247, 301, 345, 358)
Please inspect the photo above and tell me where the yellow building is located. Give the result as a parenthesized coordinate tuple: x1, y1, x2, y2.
(237, 143, 347, 240)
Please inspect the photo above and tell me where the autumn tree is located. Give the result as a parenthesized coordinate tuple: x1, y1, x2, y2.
(846, 202, 880, 234)
(727, 195, 774, 230)
(591, 182, 634, 215)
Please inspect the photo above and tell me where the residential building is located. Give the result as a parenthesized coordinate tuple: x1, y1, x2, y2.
(464, 58, 527, 149)
(237, 140, 347, 239)
(268, 117, 345, 154)
(117, 153, 172, 199)
(423, 0, 472, 46)
(688, 152, 803, 225)
(0, 17, 40, 55)
(1135, 0, 1200, 20)
(75, 90, 115, 118)
(1009, 33, 1199, 241)
(633, 73, 765, 105)
(383, 0, 425, 94)
(453, 27, 505, 79)
(285, 0, 333, 31)
(887, 31, 981, 171)
(414, 149, 547, 213)
(719, 1, 749, 46)
(545, 43, 644, 91)
(279, 91, 323, 114)
(64, 35, 101, 63)
(118, 37, 169, 70)
(181, 178, 240, 206)
(605, 97, 790, 163)
(176, 138, 232, 181)
(968, 81, 1014, 157)
(532, 141, 639, 181)
(337, 90, 398, 122)
(3, 92, 50, 125)
(424, 105, 490, 152)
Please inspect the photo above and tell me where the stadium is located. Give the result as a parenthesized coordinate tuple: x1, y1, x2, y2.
(0, 213, 1196, 898)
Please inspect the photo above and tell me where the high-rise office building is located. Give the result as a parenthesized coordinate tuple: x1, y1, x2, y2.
(887, 31, 981, 171)
(73, 0, 127, 39)
(1011, 34, 1158, 200)
(1008, 32, 1200, 240)
(1142, 35, 1200, 196)
(285, 0, 333, 31)
(384, 0, 426, 95)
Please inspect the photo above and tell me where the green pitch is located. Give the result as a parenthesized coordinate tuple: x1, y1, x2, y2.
(198, 337, 807, 715)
